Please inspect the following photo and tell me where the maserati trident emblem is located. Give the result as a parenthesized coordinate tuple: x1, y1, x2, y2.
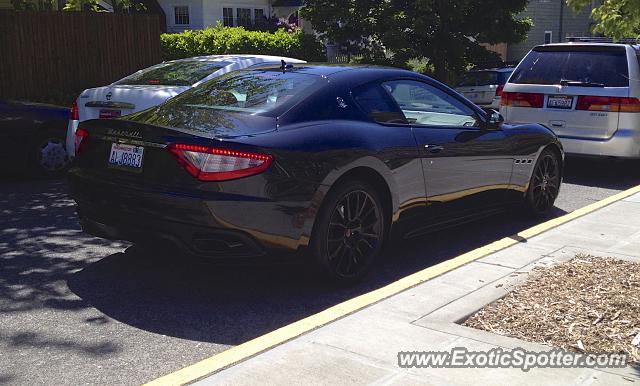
(105, 91, 113, 101)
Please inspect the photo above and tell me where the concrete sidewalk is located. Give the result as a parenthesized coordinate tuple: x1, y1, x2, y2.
(191, 192, 640, 385)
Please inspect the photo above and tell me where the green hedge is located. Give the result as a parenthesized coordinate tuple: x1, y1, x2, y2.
(160, 26, 326, 62)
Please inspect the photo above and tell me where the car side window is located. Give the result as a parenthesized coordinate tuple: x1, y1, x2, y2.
(352, 83, 408, 124)
(382, 80, 479, 128)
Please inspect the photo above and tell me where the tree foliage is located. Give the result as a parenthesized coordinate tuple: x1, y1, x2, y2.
(11, 0, 57, 10)
(567, 0, 640, 40)
(62, 0, 145, 12)
(301, 0, 531, 81)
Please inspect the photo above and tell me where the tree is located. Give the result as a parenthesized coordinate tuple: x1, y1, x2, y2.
(63, 0, 145, 12)
(11, 0, 58, 10)
(567, 0, 640, 40)
(301, 0, 531, 82)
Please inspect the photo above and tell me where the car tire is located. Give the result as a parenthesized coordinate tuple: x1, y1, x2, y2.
(523, 148, 561, 217)
(310, 180, 386, 284)
(31, 129, 71, 177)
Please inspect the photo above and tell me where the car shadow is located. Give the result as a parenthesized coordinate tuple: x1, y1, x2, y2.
(67, 205, 566, 346)
(563, 156, 640, 190)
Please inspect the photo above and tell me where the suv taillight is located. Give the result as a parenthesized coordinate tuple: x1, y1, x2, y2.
(74, 127, 89, 156)
(500, 92, 544, 108)
(495, 84, 505, 97)
(576, 96, 640, 113)
(167, 144, 273, 181)
(71, 100, 79, 121)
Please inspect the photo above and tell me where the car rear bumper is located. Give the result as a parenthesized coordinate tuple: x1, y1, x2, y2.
(68, 171, 315, 259)
(559, 127, 640, 159)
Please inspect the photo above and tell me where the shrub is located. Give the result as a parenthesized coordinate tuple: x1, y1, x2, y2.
(160, 25, 326, 62)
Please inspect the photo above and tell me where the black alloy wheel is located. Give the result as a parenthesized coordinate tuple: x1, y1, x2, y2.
(525, 148, 561, 216)
(312, 181, 385, 283)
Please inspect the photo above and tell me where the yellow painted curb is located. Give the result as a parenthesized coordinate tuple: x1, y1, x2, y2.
(145, 184, 640, 386)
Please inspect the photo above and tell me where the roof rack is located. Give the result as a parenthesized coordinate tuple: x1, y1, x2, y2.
(566, 36, 640, 44)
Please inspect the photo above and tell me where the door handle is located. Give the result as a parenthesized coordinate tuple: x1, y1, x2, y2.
(424, 144, 444, 153)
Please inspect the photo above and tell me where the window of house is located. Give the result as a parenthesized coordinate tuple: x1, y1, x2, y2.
(223, 7, 233, 27)
(544, 30, 553, 45)
(254, 8, 265, 21)
(237, 8, 251, 27)
(174, 6, 189, 25)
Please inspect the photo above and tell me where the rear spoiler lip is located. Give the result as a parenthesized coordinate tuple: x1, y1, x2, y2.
(85, 101, 136, 109)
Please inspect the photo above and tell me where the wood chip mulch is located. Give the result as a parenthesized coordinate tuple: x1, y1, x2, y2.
(463, 255, 640, 364)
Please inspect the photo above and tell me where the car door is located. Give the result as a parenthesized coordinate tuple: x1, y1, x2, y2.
(350, 81, 429, 225)
(381, 79, 514, 224)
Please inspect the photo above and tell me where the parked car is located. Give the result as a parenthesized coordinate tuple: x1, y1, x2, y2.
(66, 54, 306, 157)
(455, 67, 514, 108)
(68, 64, 563, 283)
(0, 99, 70, 176)
(501, 41, 640, 158)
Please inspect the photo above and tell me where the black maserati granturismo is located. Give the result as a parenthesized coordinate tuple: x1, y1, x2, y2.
(68, 64, 563, 283)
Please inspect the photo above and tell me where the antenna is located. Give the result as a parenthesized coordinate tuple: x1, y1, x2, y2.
(280, 60, 294, 73)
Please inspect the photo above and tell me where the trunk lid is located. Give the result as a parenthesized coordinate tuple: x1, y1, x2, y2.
(74, 113, 276, 183)
(77, 85, 189, 121)
(455, 85, 497, 105)
(502, 84, 628, 140)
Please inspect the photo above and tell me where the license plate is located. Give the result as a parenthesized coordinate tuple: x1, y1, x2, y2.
(466, 93, 479, 100)
(100, 109, 121, 119)
(547, 95, 574, 109)
(108, 143, 144, 169)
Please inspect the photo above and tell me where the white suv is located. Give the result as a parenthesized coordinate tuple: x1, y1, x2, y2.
(500, 42, 640, 158)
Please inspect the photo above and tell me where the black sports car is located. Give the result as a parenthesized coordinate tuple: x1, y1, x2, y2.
(68, 64, 563, 282)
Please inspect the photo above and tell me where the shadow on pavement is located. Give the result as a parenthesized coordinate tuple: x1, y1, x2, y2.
(563, 156, 640, 190)
(0, 179, 127, 359)
(67, 206, 566, 346)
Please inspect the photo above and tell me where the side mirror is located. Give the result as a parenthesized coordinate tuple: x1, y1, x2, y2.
(482, 108, 504, 130)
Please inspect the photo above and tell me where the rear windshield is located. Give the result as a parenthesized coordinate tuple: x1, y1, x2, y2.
(457, 71, 512, 87)
(510, 47, 629, 87)
(143, 69, 324, 117)
(114, 61, 227, 86)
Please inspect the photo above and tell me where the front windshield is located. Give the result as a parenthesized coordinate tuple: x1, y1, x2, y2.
(114, 61, 227, 87)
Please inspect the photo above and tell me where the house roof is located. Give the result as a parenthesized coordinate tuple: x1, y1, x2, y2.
(272, 0, 303, 7)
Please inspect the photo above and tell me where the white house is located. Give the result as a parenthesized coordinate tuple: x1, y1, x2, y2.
(156, 0, 308, 33)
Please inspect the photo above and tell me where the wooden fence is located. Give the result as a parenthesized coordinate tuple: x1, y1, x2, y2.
(0, 11, 162, 105)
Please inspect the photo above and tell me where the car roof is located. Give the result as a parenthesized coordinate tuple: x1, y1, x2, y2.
(537, 42, 640, 50)
(171, 54, 307, 64)
(242, 63, 424, 83)
(467, 67, 514, 73)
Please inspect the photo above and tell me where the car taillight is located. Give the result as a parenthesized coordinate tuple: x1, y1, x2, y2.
(74, 127, 89, 155)
(71, 100, 79, 121)
(167, 143, 273, 181)
(576, 96, 640, 113)
(495, 84, 504, 97)
(501, 92, 544, 108)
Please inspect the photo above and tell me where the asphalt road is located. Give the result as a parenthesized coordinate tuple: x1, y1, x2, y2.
(1, 156, 639, 385)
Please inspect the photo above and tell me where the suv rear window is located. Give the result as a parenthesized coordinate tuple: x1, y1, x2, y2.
(457, 71, 511, 87)
(510, 46, 629, 87)
(114, 61, 227, 87)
